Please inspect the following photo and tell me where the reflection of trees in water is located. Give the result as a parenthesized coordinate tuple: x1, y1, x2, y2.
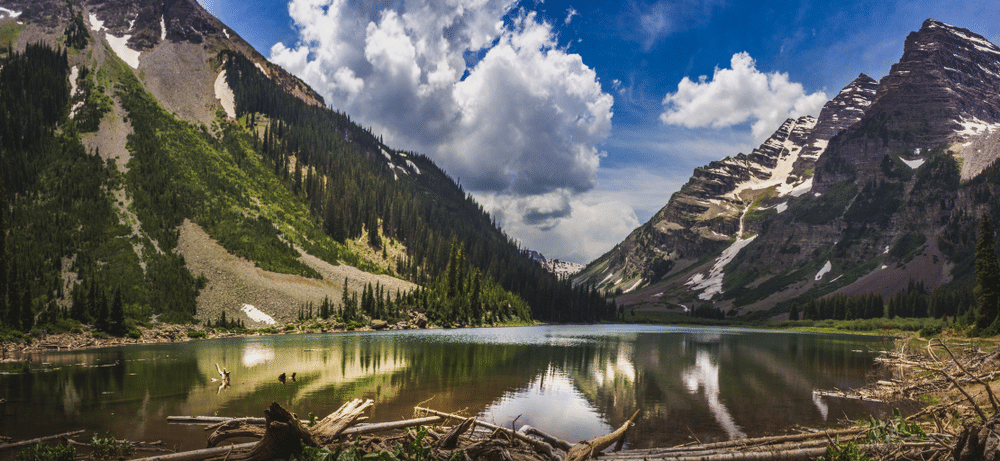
(2, 347, 204, 441)
(5, 330, 885, 452)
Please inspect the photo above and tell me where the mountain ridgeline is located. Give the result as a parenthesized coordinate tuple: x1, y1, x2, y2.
(576, 19, 1000, 324)
(0, 0, 613, 337)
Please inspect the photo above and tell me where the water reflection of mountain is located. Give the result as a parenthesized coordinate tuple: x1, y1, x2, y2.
(4, 328, 888, 452)
(570, 332, 888, 448)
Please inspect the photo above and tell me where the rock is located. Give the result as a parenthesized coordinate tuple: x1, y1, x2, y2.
(412, 313, 428, 329)
(370, 319, 388, 330)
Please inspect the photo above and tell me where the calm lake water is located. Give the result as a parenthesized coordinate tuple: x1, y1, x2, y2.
(1, 325, 892, 452)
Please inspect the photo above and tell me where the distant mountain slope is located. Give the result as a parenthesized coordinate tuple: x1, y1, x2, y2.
(576, 19, 1000, 320)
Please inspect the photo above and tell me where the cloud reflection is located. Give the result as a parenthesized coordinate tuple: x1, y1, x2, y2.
(681, 350, 746, 440)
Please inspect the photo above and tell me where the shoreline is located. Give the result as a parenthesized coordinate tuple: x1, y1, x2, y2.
(1, 317, 542, 356)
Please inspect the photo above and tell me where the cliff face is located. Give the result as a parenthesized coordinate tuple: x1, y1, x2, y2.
(575, 75, 877, 294)
(577, 19, 1000, 317)
(814, 19, 1000, 190)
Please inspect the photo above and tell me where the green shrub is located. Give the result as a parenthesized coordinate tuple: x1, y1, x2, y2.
(186, 330, 207, 339)
(90, 434, 134, 460)
(14, 441, 76, 461)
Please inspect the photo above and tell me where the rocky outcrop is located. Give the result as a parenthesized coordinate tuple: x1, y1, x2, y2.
(815, 19, 1000, 190)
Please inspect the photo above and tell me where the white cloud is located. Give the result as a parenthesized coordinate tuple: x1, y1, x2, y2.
(271, 0, 613, 225)
(565, 7, 579, 25)
(477, 190, 641, 264)
(660, 52, 828, 142)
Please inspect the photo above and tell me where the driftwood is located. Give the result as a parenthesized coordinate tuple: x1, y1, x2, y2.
(415, 406, 558, 460)
(341, 416, 443, 437)
(206, 420, 265, 447)
(518, 425, 572, 451)
(311, 398, 374, 440)
(438, 417, 476, 449)
(0, 430, 85, 451)
(564, 409, 640, 461)
(131, 443, 257, 461)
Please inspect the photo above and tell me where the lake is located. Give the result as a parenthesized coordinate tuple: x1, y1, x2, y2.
(1, 325, 892, 452)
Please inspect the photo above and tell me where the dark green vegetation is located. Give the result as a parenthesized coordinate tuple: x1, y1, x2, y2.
(0, 33, 613, 338)
(219, 51, 613, 325)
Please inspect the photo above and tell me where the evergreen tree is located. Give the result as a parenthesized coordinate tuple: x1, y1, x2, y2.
(789, 304, 799, 321)
(20, 288, 32, 332)
(110, 288, 125, 336)
(7, 258, 20, 329)
(0, 185, 6, 324)
(975, 213, 1000, 332)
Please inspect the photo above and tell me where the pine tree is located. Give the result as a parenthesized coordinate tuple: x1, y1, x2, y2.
(976, 213, 1000, 333)
(789, 304, 799, 321)
(0, 185, 6, 324)
(110, 288, 125, 336)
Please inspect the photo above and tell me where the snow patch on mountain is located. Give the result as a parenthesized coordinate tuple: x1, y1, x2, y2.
(815, 261, 832, 281)
(0, 6, 21, 18)
(88, 12, 103, 31)
(215, 70, 236, 118)
(105, 33, 141, 68)
(687, 236, 756, 300)
(241, 304, 276, 325)
(88, 12, 141, 69)
(901, 157, 925, 169)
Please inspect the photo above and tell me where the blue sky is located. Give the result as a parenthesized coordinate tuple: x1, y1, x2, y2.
(197, 0, 1000, 264)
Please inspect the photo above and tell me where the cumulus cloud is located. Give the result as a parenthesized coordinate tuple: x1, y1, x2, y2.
(660, 52, 828, 142)
(477, 190, 641, 264)
(271, 0, 613, 218)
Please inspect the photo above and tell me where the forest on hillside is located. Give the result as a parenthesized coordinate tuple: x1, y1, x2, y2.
(0, 36, 615, 339)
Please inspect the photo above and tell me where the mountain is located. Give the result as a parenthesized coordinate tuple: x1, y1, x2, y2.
(575, 74, 878, 293)
(575, 19, 1000, 320)
(526, 250, 585, 280)
(0, 0, 614, 334)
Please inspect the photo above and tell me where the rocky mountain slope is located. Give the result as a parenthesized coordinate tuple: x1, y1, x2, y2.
(575, 74, 878, 294)
(526, 250, 585, 280)
(576, 19, 1000, 318)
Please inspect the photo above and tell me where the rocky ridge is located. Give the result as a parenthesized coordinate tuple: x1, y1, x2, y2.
(574, 74, 878, 294)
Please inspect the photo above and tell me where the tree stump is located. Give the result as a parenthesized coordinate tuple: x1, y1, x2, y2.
(215, 402, 316, 461)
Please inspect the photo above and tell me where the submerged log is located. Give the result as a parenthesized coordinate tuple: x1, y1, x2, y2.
(564, 409, 640, 461)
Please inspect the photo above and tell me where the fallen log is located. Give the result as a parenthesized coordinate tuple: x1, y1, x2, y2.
(414, 406, 558, 460)
(168, 416, 310, 425)
(130, 443, 257, 461)
(340, 416, 443, 437)
(518, 425, 572, 451)
(312, 398, 374, 440)
(0, 430, 85, 451)
(206, 420, 265, 447)
(564, 409, 640, 461)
